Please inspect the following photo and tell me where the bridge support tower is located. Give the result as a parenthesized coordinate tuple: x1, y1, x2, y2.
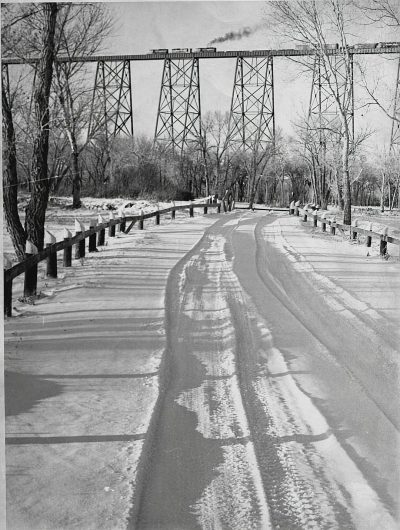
(154, 58, 202, 152)
(228, 56, 275, 153)
(88, 60, 133, 141)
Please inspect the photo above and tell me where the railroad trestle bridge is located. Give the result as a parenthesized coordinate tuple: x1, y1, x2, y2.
(2, 44, 400, 152)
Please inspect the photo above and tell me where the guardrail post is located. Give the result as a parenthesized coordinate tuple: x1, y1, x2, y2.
(156, 208, 160, 225)
(24, 240, 38, 297)
(380, 227, 388, 256)
(89, 218, 98, 252)
(74, 219, 85, 259)
(289, 201, 295, 215)
(189, 201, 194, 218)
(119, 209, 126, 233)
(366, 222, 372, 248)
(303, 208, 308, 222)
(330, 217, 336, 235)
(171, 202, 176, 220)
(97, 215, 105, 246)
(321, 213, 326, 232)
(4, 271, 12, 317)
(45, 230, 57, 278)
(295, 201, 300, 216)
(4, 255, 12, 317)
(313, 212, 318, 228)
(63, 229, 72, 267)
(139, 210, 144, 230)
(108, 211, 116, 237)
(352, 219, 358, 240)
(204, 204, 208, 214)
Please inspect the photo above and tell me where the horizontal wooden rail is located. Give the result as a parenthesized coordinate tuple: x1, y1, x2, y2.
(4, 201, 222, 316)
(296, 207, 400, 253)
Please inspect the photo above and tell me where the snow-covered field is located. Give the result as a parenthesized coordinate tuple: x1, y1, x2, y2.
(3, 201, 400, 529)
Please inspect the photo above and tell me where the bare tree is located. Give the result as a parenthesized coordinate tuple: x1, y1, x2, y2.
(269, 0, 355, 224)
(2, 3, 59, 257)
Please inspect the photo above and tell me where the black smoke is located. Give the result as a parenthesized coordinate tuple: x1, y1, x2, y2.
(208, 24, 262, 46)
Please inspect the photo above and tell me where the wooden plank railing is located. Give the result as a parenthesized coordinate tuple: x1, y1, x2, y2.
(3, 201, 222, 317)
(290, 205, 400, 258)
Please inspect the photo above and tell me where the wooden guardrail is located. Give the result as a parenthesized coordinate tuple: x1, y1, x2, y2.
(290, 203, 400, 258)
(3, 201, 222, 317)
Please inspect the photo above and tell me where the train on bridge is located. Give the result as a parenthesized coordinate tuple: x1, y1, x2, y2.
(151, 47, 217, 54)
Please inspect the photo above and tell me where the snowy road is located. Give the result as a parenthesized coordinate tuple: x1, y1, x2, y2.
(133, 212, 399, 529)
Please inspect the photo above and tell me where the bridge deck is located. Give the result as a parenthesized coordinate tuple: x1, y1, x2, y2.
(2, 45, 400, 64)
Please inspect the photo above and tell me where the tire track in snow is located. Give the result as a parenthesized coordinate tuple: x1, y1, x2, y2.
(228, 213, 398, 529)
(134, 214, 270, 529)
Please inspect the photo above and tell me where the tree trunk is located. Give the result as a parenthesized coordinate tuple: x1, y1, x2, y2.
(380, 171, 385, 213)
(25, 3, 58, 251)
(2, 82, 26, 261)
(71, 148, 81, 208)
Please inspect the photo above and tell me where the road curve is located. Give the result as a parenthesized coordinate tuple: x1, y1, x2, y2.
(131, 212, 399, 530)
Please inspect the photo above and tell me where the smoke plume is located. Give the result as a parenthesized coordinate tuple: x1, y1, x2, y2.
(208, 24, 262, 46)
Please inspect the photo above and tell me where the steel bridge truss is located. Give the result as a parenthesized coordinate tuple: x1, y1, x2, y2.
(154, 58, 201, 152)
(390, 58, 400, 152)
(87, 60, 133, 141)
(228, 56, 275, 153)
(307, 54, 354, 150)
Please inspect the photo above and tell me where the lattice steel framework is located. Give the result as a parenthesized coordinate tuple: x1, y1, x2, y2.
(228, 56, 275, 153)
(390, 57, 400, 151)
(154, 58, 201, 152)
(88, 60, 133, 141)
(307, 54, 354, 147)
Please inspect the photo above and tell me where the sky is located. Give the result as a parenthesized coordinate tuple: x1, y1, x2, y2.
(7, 1, 399, 151)
(95, 0, 399, 153)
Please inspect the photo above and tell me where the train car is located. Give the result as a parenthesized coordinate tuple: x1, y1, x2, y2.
(324, 43, 339, 50)
(376, 42, 400, 48)
(151, 49, 168, 54)
(295, 44, 311, 51)
(199, 47, 217, 52)
(171, 48, 191, 53)
(353, 43, 377, 49)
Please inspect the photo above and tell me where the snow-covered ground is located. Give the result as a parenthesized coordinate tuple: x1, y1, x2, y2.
(3, 204, 400, 529)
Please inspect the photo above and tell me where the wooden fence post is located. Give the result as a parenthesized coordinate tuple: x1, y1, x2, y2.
(217, 200, 221, 214)
(289, 201, 295, 215)
(189, 201, 194, 218)
(97, 215, 105, 246)
(109, 211, 116, 237)
(171, 202, 176, 220)
(303, 208, 308, 222)
(89, 218, 98, 252)
(313, 212, 318, 228)
(295, 201, 300, 216)
(156, 208, 160, 225)
(45, 230, 57, 278)
(204, 204, 208, 214)
(24, 240, 38, 297)
(63, 229, 72, 267)
(380, 226, 388, 256)
(366, 222, 372, 248)
(139, 210, 144, 230)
